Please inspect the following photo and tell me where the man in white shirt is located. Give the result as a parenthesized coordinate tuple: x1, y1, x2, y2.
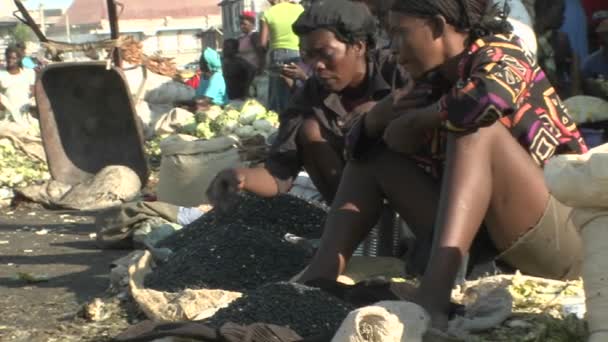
(0, 46, 36, 126)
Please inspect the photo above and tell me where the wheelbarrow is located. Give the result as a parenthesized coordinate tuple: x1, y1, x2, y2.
(16, 0, 148, 186)
(35, 61, 149, 186)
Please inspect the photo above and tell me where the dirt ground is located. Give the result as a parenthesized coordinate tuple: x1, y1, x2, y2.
(0, 204, 142, 342)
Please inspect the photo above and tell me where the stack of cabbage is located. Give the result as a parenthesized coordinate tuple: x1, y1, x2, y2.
(180, 99, 279, 140)
(0, 138, 50, 189)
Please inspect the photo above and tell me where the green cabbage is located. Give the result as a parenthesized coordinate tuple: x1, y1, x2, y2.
(256, 110, 279, 127)
(195, 121, 216, 139)
(240, 99, 267, 125)
(252, 119, 273, 133)
(0, 138, 50, 188)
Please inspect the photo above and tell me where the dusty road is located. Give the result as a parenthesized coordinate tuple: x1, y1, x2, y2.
(0, 204, 139, 342)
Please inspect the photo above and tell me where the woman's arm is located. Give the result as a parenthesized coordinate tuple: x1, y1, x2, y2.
(259, 20, 270, 52)
(439, 47, 534, 133)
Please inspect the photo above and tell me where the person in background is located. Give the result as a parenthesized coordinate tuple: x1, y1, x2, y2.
(0, 46, 36, 126)
(352, 0, 395, 48)
(294, 0, 588, 330)
(259, 0, 305, 113)
(238, 11, 263, 72)
(582, 19, 608, 100)
(581, 0, 608, 26)
(15, 42, 37, 70)
(493, 0, 537, 56)
(185, 70, 201, 90)
(196, 48, 228, 108)
(583, 19, 608, 79)
(535, 0, 581, 98)
(560, 0, 589, 62)
(588, 11, 608, 52)
(280, 49, 311, 94)
(351, 0, 410, 91)
(206, 0, 413, 209)
(223, 39, 257, 101)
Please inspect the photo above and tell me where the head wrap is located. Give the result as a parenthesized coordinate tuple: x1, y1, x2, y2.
(240, 10, 256, 21)
(200, 47, 222, 72)
(391, 0, 512, 42)
(292, 0, 376, 48)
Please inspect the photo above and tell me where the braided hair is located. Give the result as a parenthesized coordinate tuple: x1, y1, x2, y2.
(391, 0, 513, 43)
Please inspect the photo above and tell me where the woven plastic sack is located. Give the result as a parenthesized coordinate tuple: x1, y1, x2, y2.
(545, 145, 608, 342)
(157, 134, 242, 207)
(544, 143, 608, 208)
(563, 96, 608, 124)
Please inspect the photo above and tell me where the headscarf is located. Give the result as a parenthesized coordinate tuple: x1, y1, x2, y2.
(292, 0, 377, 48)
(240, 10, 256, 21)
(391, 0, 513, 43)
(200, 47, 222, 72)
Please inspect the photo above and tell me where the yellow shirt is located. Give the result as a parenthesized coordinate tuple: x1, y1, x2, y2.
(261, 2, 304, 51)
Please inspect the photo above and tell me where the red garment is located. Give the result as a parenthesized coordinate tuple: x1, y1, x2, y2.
(581, 0, 608, 22)
(185, 73, 201, 89)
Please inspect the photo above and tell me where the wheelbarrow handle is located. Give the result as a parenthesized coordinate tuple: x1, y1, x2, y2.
(13, 0, 49, 43)
(106, 0, 122, 67)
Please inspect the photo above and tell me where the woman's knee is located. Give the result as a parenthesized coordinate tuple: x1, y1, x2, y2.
(297, 117, 325, 144)
(446, 121, 509, 155)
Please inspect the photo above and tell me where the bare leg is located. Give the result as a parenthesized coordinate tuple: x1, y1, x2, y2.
(297, 147, 440, 282)
(418, 122, 550, 328)
(297, 118, 345, 203)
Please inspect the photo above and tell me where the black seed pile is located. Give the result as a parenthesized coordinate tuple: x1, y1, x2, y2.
(144, 222, 311, 292)
(205, 282, 355, 338)
(158, 194, 326, 252)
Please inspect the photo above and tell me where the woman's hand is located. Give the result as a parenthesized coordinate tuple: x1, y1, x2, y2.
(206, 168, 246, 215)
(281, 63, 308, 81)
(364, 84, 434, 139)
(383, 102, 442, 155)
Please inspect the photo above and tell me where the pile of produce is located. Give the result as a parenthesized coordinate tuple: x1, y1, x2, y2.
(145, 194, 326, 292)
(179, 99, 279, 141)
(0, 138, 50, 189)
(205, 282, 355, 338)
(158, 193, 325, 250)
(144, 221, 310, 292)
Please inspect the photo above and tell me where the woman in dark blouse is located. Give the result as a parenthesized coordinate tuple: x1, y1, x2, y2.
(206, 0, 410, 208)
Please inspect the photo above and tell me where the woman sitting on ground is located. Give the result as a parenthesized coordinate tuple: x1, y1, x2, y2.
(206, 0, 410, 209)
(294, 0, 588, 330)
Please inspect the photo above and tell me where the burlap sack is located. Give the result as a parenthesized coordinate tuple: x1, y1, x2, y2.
(128, 251, 242, 322)
(331, 301, 430, 342)
(545, 145, 608, 342)
(544, 143, 608, 208)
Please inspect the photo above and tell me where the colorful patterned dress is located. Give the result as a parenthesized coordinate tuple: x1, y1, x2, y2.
(414, 34, 588, 179)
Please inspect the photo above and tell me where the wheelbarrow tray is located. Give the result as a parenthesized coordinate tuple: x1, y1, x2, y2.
(35, 61, 149, 186)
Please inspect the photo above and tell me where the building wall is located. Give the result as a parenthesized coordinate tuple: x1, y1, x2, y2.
(44, 14, 222, 65)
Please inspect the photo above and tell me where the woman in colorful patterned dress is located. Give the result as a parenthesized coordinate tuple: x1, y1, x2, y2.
(294, 0, 588, 330)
